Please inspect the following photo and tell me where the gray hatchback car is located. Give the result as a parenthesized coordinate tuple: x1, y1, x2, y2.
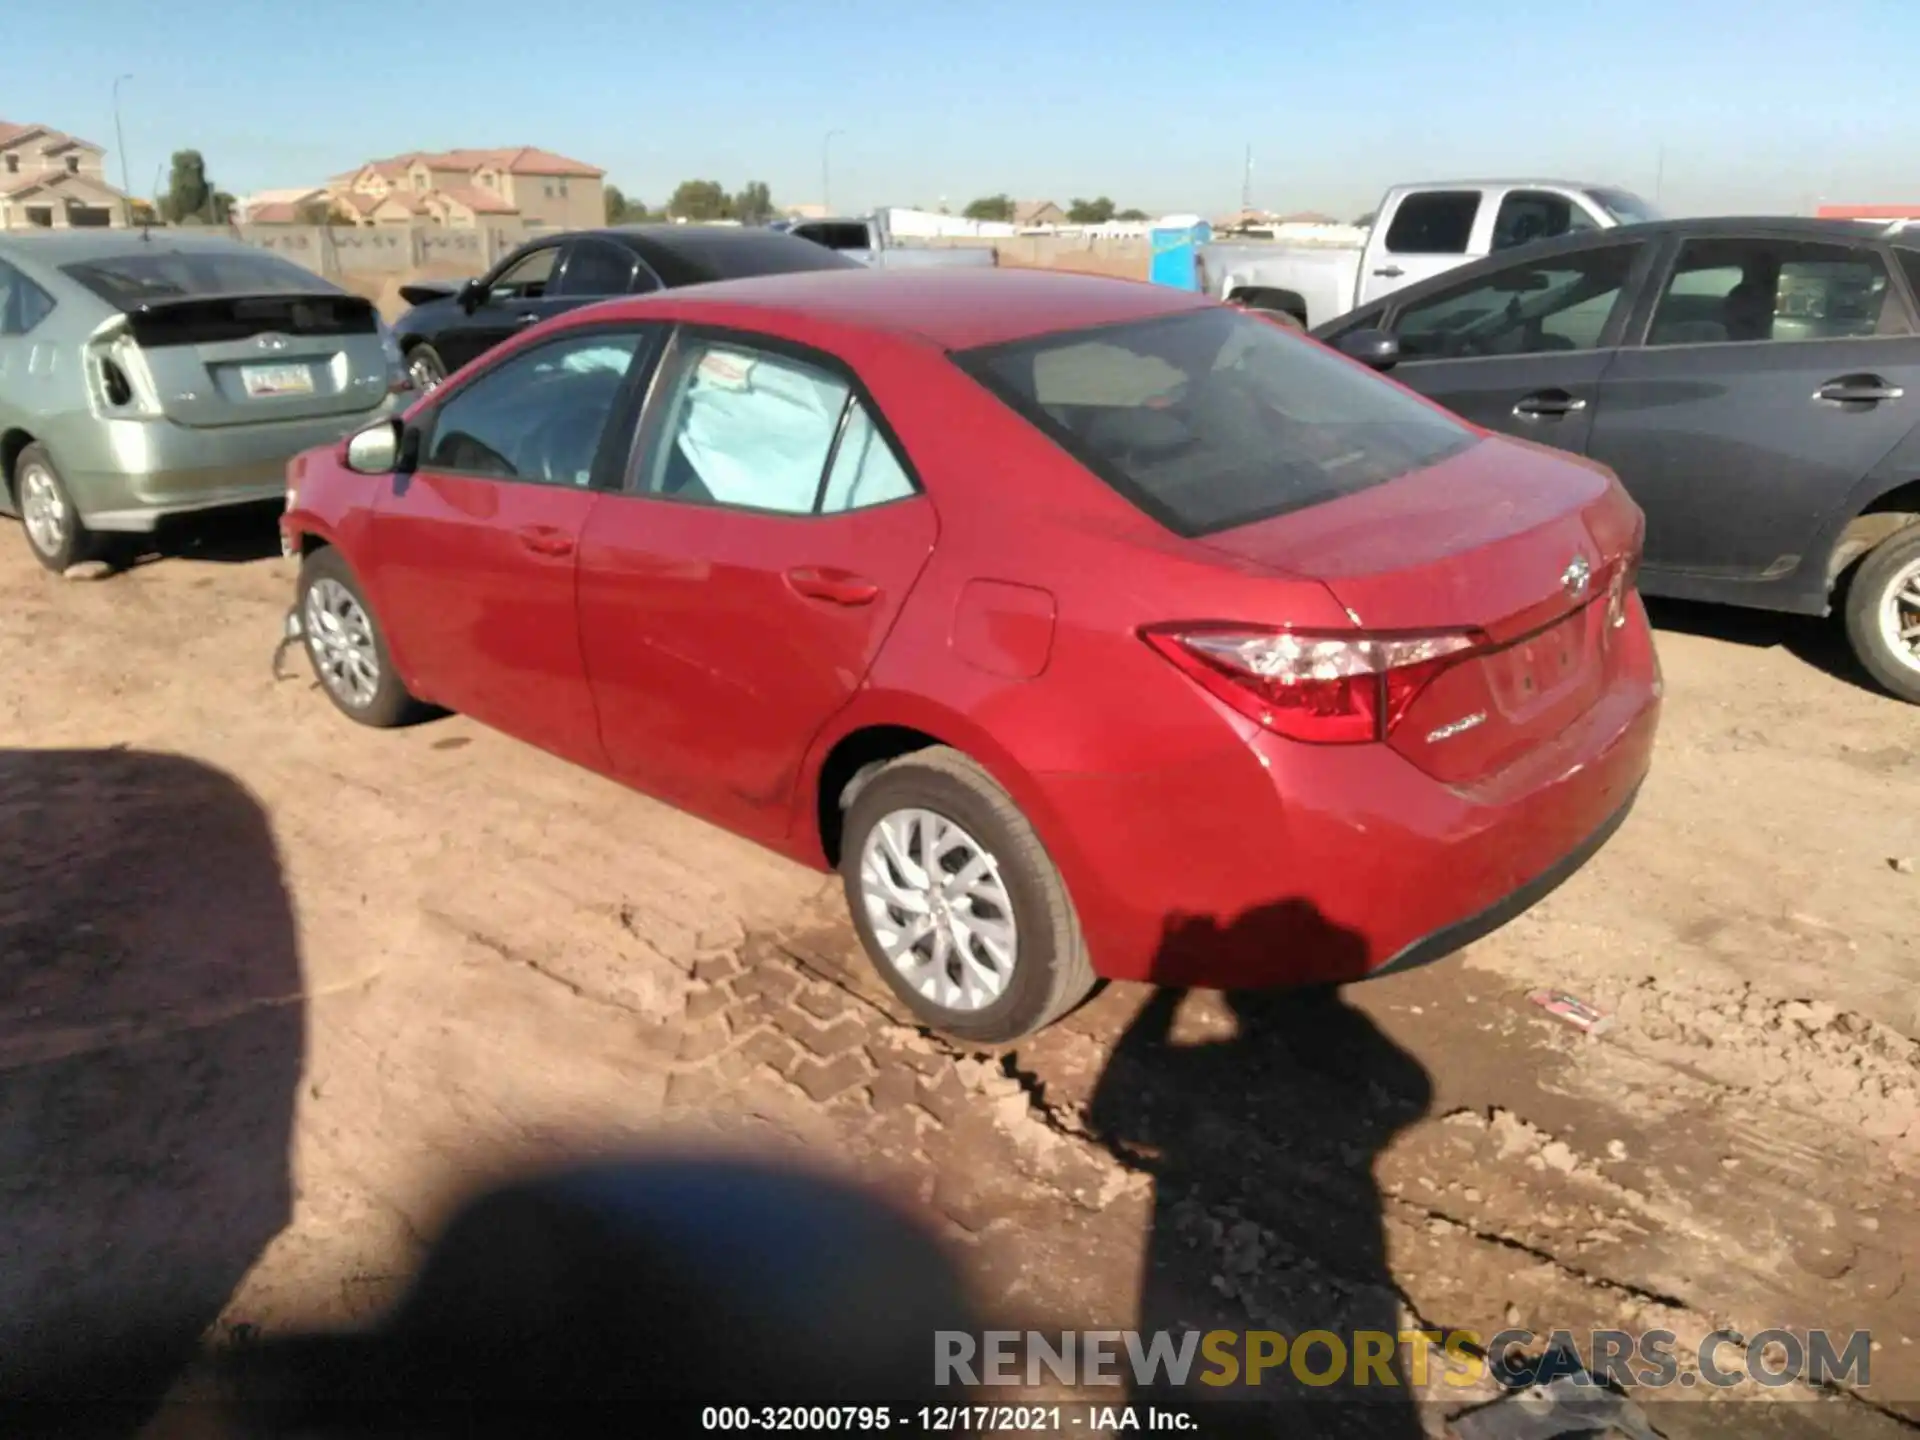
(0, 230, 405, 571)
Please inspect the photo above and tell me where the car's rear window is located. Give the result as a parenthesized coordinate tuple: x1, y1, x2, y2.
(957, 307, 1478, 537)
(60, 247, 338, 307)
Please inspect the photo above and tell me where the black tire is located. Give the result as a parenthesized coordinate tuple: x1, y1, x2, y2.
(1843, 526, 1920, 704)
(13, 442, 96, 574)
(840, 746, 1093, 1043)
(405, 341, 449, 393)
(296, 546, 424, 728)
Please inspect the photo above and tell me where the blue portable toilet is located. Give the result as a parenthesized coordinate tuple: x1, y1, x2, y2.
(1148, 216, 1213, 291)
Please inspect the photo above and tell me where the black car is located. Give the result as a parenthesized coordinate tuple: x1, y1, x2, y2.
(392, 225, 858, 391)
(1312, 216, 1920, 702)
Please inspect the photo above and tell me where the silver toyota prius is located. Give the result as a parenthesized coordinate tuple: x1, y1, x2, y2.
(0, 229, 406, 571)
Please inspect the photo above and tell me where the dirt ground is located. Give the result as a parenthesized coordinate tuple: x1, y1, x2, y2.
(0, 512, 1914, 1437)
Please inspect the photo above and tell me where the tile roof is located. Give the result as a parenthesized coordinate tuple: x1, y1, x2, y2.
(433, 184, 519, 215)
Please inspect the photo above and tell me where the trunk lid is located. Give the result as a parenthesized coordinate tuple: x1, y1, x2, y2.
(1198, 435, 1644, 783)
(124, 294, 390, 429)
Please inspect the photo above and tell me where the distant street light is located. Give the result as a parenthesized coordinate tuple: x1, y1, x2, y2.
(822, 129, 845, 215)
(111, 74, 136, 226)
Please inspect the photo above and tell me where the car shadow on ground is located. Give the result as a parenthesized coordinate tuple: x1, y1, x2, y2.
(0, 747, 303, 1435)
(1088, 904, 1435, 1437)
(119, 504, 288, 570)
(1643, 595, 1887, 699)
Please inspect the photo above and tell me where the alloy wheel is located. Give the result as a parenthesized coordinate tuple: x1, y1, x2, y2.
(304, 578, 381, 708)
(1879, 556, 1920, 675)
(20, 464, 67, 558)
(858, 807, 1018, 1012)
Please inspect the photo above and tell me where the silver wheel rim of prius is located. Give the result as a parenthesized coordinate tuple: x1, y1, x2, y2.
(20, 464, 67, 557)
(858, 807, 1019, 1012)
(305, 578, 381, 707)
(1881, 556, 1920, 676)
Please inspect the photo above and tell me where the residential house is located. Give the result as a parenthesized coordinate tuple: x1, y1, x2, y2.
(236, 186, 330, 224)
(1012, 199, 1067, 228)
(320, 147, 604, 230)
(0, 120, 132, 229)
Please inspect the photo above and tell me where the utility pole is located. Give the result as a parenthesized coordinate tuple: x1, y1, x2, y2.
(822, 129, 844, 215)
(1654, 144, 1665, 205)
(112, 74, 135, 226)
(1241, 143, 1253, 216)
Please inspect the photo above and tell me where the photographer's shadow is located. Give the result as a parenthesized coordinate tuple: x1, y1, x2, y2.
(1089, 903, 1434, 1438)
(0, 748, 303, 1434)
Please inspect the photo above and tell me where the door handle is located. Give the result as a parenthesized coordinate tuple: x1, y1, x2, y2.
(1372, 265, 1405, 279)
(1513, 390, 1588, 418)
(514, 312, 542, 326)
(786, 566, 880, 606)
(1814, 374, 1903, 404)
(516, 525, 574, 558)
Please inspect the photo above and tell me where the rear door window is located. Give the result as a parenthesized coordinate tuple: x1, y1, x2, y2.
(1491, 191, 1599, 252)
(959, 306, 1477, 537)
(1645, 238, 1898, 346)
(1383, 192, 1481, 256)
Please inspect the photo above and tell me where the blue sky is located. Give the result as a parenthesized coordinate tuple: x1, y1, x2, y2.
(10, 0, 1915, 219)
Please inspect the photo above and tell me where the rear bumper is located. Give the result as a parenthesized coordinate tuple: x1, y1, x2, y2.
(1030, 619, 1662, 990)
(59, 402, 398, 533)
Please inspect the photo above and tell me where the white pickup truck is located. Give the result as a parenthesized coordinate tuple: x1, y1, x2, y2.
(772, 214, 998, 270)
(1196, 180, 1660, 328)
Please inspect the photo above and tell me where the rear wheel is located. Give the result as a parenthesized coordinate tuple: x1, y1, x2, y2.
(297, 546, 423, 727)
(1844, 526, 1920, 704)
(840, 747, 1093, 1043)
(405, 342, 449, 394)
(14, 443, 96, 574)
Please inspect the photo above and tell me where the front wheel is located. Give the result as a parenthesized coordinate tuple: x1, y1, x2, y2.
(296, 547, 424, 727)
(1844, 527, 1920, 703)
(840, 747, 1093, 1043)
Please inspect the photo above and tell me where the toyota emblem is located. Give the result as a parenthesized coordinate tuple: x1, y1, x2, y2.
(1562, 554, 1592, 599)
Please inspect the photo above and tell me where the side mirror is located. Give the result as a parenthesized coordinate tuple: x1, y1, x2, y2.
(457, 278, 485, 312)
(345, 419, 402, 475)
(1337, 327, 1401, 372)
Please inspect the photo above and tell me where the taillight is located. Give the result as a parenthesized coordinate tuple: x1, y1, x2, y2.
(83, 329, 164, 419)
(1142, 625, 1484, 744)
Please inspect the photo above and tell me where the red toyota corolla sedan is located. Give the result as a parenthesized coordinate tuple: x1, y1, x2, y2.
(280, 268, 1660, 1041)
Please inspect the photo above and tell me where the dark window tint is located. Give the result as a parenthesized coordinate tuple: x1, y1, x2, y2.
(1394, 244, 1640, 360)
(61, 246, 336, 306)
(487, 246, 560, 300)
(426, 330, 645, 486)
(1384, 192, 1480, 255)
(0, 259, 56, 335)
(551, 239, 637, 297)
(1491, 191, 1599, 252)
(1898, 248, 1920, 310)
(959, 307, 1476, 538)
(794, 222, 873, 252)
(1647, 238, 1895, 346)
(1585, 188, 1662, 226)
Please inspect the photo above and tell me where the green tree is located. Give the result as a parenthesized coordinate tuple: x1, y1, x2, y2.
(297, 198, 335, 226)
(732, 180, 775, 225)
(211, 191, 236, 224)
(161, 149, 213, 224)
(1116, 207, 1149, 221)
(962, 194, 1014, 222)
(1066, 196, 1116, 224)
(668, 179, 731, 221)
(604, 184, 629, 222)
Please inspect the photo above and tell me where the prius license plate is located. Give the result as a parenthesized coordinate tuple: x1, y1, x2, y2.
(242, 363, 313, 398)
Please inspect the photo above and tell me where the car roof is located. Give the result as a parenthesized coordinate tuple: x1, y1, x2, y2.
(0, 227, 264, 266)
(610, 266, 1213, 350)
